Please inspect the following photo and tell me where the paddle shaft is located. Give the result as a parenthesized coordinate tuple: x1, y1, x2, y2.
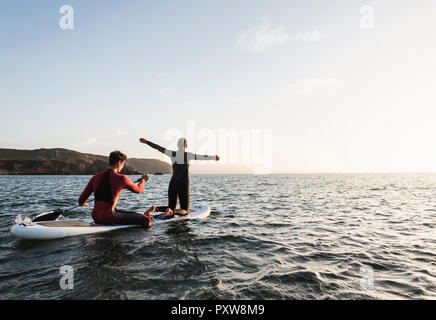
(65, 198, 94, 213)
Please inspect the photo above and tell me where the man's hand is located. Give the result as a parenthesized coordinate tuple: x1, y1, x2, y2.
(142, 174, 149, 182)
(139, 138, 147, 144)
(80, 202, 88, 207)
(216, 155, 220, 161)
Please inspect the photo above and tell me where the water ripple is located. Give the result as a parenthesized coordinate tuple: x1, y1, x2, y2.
(0, 174, 436, 299)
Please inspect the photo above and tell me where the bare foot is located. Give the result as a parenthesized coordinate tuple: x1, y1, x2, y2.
(144, 206, 156, 218)
(174, 209, 188, 216)
(161, 208, 174, 219)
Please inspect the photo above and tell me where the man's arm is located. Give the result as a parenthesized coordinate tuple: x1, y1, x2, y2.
(123, 175, 148, 194)
(78, 177, 93, 206)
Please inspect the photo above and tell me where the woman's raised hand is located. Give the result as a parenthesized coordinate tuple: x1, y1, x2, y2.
(139, 138, 147, 144)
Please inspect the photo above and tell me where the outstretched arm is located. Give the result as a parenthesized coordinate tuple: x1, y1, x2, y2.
(191, 153, 220, 161)
(139, 138, 174, 158)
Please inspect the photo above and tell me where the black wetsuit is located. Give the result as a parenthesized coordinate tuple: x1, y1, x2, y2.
(145, 140, 214, 212)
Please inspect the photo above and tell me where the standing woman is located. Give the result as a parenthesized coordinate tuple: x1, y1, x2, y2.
(139, 137, 219, 217)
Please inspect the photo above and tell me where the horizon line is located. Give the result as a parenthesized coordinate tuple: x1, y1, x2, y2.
(190, 172, 436, 175)
(2, 147, 436, 175)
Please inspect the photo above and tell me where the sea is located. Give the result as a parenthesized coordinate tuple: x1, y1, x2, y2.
(0, 174, 435, 300)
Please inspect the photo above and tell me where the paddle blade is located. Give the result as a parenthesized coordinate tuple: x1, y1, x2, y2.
(32, 210, 63, 222)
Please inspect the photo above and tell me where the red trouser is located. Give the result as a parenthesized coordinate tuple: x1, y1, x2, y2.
(79, 170, 149, 227)
(92, 201, 150, 227)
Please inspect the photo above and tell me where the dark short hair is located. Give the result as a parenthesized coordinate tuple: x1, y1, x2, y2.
(109, 150, 127, 166)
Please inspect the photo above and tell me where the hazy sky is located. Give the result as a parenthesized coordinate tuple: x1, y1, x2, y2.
(1, 1, 436, 173)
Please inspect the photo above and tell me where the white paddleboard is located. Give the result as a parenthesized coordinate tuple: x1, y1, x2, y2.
(10, 205, 210, 240)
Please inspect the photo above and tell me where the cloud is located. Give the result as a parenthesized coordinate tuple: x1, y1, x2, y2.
(82, 137, 98, 146)
(115, 130, 127, 137)
(288, 78, 340, 95)
(293, 28, 323, 42)
(237, 20, 289, 53)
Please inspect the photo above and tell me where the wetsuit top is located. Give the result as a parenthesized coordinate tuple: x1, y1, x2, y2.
(94, 170, 114, 205)
(78, 169, 145, 221)
(145, 140, 214, 180)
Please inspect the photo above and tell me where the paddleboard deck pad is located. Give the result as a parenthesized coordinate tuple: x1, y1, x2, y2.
(10, 205, 210, 240)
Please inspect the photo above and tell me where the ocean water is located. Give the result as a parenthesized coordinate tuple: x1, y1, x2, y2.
(0, 174, 435, 300)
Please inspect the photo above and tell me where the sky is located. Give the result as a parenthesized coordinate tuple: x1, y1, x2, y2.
(1, 0, 436, 174)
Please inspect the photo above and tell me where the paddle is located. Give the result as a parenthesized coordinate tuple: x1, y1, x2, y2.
(31, 199, 95, 222)
(30, 175, 146, 222)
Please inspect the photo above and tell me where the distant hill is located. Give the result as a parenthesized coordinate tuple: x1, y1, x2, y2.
(126, 158, 172, 175)
(0, 148, 172, 175)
